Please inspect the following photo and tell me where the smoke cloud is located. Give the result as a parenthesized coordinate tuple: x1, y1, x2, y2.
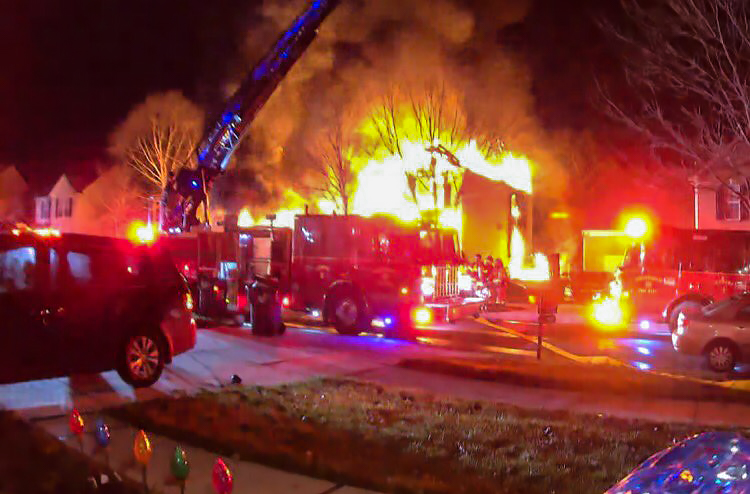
(221, 0, 577, 218)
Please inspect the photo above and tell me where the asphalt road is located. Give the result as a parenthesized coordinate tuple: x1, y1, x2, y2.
(288, 304, 711, 377)
(0, 304, 732, 417)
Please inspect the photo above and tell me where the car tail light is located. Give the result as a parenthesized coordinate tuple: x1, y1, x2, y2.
(185, 292, 194, 310)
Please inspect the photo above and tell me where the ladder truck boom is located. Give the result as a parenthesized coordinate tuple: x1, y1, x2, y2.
(164, 0, 340, 231)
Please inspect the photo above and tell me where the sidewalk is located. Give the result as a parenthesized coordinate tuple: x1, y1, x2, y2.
(34, 413, 380, 494)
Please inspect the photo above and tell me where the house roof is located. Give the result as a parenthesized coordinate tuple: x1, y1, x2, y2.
(23, 169, 99, 196)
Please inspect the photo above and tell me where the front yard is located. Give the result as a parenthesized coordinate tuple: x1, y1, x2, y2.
(107, 378, 728, 494)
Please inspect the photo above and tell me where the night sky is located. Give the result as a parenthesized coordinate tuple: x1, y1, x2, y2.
(0, 0, 619, 183)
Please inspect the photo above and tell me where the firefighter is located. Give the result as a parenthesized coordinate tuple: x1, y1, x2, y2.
(484, 255, 495, 285)
(493, 258, 509, 305)
(471, 254, 483, 281)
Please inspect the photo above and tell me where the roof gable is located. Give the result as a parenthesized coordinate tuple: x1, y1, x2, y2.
(47, 174, 81, 198)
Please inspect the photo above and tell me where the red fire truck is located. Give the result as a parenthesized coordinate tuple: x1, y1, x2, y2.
(285, 214, 479, 336)
(616, 227, 750, 330)
(159, 222, 290, 328)
(162, 213, 482, 337)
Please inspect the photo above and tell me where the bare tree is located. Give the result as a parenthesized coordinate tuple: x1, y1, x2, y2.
(600, 0, 750, 205)
(411, 85, 464, 150)
(109, 91, 203, 192)
(367, 85, 467, 213)
(314, 128, 355, 215)
(369, 90, 403, 158)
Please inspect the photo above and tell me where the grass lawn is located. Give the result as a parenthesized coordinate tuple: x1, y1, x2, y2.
(399, 356, 750, 404)
(0, 411, 141, 494)
(107, 378, 732, 494)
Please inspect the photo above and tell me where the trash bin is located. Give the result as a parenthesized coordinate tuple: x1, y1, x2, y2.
(248, 275, 284, 336)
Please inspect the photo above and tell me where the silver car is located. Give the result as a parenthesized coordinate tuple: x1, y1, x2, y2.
(672, 294, 750, 372)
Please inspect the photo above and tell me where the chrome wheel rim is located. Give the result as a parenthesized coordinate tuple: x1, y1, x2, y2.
(336, 299, 358, 327)
(126, 336, 160, 380)
(709, 346, 733, 371)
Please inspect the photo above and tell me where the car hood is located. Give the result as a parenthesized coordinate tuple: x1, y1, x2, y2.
(607, 432, 750, 493)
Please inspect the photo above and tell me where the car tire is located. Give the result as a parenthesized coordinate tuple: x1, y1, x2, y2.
(705, 340, 738, 373)
(669, 301, 704, 332)
(117, 332, 167, 388)
(331, 294, 363, 335)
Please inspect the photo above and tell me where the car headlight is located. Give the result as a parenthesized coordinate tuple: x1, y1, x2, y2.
(457, 273, 473, 292)
(421, 277, 435, 297)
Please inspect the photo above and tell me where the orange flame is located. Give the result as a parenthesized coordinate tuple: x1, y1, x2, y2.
(508, 226, 550, 281)
(237, 121, 548, 280)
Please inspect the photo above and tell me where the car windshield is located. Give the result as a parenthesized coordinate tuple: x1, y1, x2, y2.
(702, 295, 745, 318)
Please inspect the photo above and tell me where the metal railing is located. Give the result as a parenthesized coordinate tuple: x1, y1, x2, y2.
(434, 265, 459, 299)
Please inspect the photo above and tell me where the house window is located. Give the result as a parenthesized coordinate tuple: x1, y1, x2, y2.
(716, 179, 749, 221)
(55, 198, 61, 218)
(65, 197, 73, 217)
(39, 198, 50, 220)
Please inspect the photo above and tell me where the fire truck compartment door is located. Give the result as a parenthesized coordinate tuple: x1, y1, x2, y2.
(251, 238, 272, 277)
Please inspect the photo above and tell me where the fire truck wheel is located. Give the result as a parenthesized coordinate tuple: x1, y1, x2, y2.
(669, 301, 704, 332)
(331, 294, 363, 335)
(117, 331, 167, 388)
(704, 339, 738, 373)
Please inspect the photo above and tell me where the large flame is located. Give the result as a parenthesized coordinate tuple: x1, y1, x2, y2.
(348, 138, 533, 236)
(234, 109, 548, 281)
(238, 208, 255, 228)
(508, 226, 550, 281)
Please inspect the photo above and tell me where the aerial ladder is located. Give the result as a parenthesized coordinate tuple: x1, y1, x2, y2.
(162, 0, 340, 232)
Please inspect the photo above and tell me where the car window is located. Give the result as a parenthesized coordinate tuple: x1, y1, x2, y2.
(50, 246, 129, 289)
(703, 296, 741, 317)
(0, 246, 36, 293)
(67, 251, 93, 284)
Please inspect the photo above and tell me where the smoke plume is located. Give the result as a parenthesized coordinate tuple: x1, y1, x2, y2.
(215, 0, 584, 217)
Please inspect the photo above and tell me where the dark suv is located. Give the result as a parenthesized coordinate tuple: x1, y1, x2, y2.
(0, 230, 196, 387)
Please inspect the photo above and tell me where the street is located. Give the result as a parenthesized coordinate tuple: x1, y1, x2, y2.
(0, 304, 728, 417)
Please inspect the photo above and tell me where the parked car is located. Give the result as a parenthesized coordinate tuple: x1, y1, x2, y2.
(672, 293, 750, 372)
(0, 228, 196, 387)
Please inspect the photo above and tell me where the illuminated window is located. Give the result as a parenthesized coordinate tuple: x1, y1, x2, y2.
(39, 198, 50, 220)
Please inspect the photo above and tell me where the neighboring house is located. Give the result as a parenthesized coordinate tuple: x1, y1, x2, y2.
(34, 174, 82, 232)
(34, 167, 146, 237)
(695, 178, 750, 230)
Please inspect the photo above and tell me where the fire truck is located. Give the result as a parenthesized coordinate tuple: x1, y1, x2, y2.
(612, 226, 750, 331)
(284, 214, 479, 336)
(162, 213, 482, 337)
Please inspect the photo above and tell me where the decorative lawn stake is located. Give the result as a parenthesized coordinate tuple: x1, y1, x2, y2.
(69, 408, 85, 452)
(94, 417, 111, 468)
(133, 430, 153, 493)
(171, 446, 190, 494)
(212, 457, 233, 494)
